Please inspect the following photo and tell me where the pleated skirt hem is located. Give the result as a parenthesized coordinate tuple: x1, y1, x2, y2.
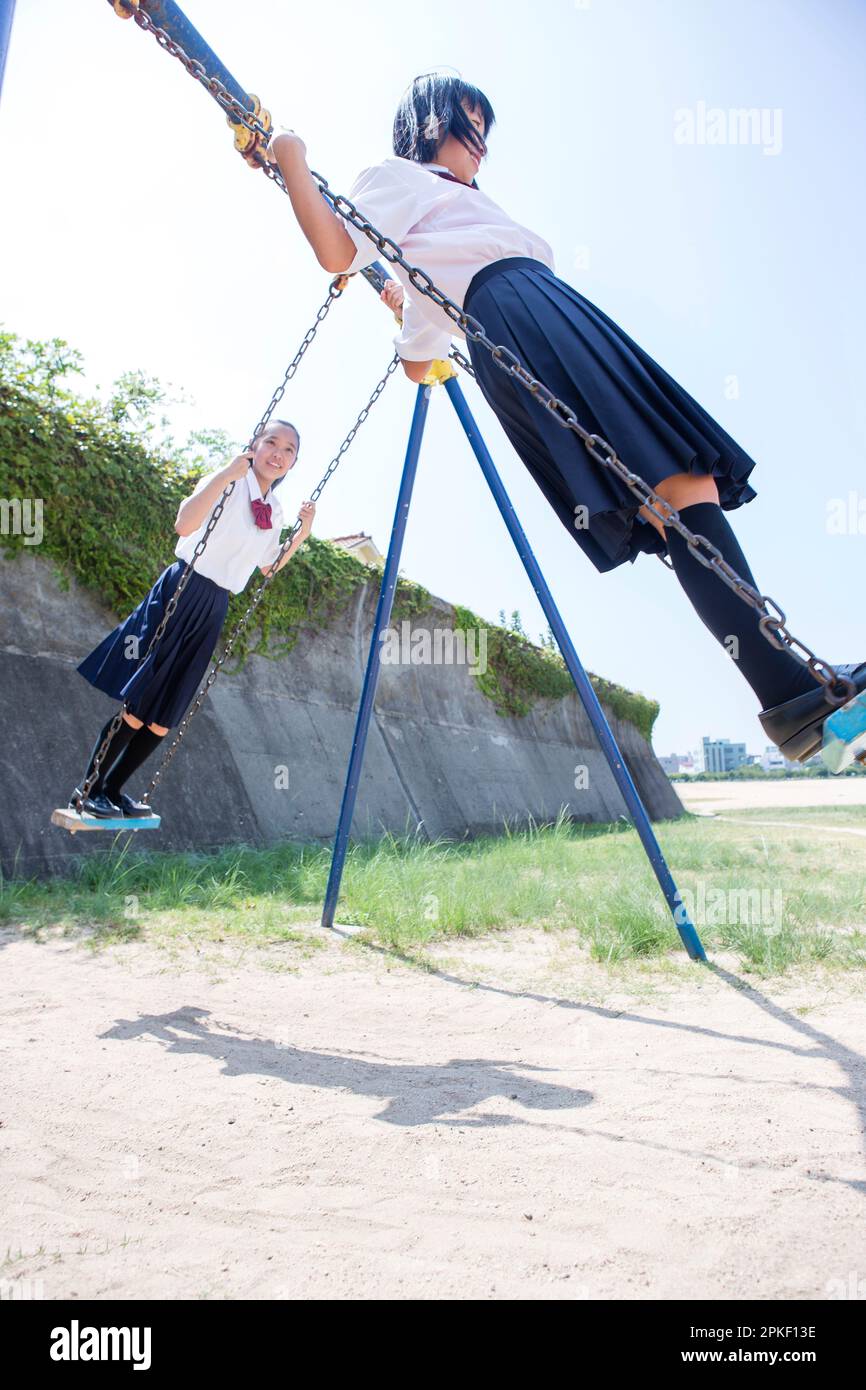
(76, 560, 230, 729)
(464, 257, 758, 573)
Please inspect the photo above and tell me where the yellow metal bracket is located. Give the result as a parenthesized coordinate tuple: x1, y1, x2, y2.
(227, 93, 273, 168)
(422, 358, 458, 387)
(112, 0, 140, 16)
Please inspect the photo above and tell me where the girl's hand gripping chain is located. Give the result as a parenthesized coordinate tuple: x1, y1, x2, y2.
(296, 500, 316, 538)
(380, 279, 405, 321)
(267, 128, 307, 163)
(226, 450, 255, 482)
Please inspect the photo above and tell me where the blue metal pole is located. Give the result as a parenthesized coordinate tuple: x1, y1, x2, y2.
(138, 1, 252, 111)
(443, 375, 705, 961)
(321, 383, 432, 929)
(0, 0, 16, 105)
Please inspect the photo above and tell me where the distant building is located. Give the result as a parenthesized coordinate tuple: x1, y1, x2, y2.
(702, 737, 749, 774)
(328, 532, 384, 567)
(658, 752, 700, 776)
(759, 744, 808, 772)
(760, 745, 786, 772)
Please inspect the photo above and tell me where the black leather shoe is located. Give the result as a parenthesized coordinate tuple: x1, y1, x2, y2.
(115, 791, 154, 819)
(69, 788, 123, 819)
(759, 662, 866, 762)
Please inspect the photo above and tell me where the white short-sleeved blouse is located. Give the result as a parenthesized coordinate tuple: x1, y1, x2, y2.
(174, 466, 286, 594)
(340, 157, 556, 361)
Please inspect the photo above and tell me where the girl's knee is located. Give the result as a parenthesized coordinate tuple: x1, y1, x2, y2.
(655, 472, 720, 509)
(639, 501, 668, 538)
(147, 723, 169, 737)
(122, 712, 144, 729)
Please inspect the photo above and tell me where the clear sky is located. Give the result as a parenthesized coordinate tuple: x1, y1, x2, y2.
(1, 0, 863, 757)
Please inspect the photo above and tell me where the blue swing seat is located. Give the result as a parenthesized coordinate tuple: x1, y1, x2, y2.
(822, 691, 866, 773)
(50, 807, 161, 833)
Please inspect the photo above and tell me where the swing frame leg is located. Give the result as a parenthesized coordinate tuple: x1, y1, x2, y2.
(443, 376, 705, 961)
(320, 383, 431, 929)
(0, 0, 16, 103)
(320, 376, 705, 962)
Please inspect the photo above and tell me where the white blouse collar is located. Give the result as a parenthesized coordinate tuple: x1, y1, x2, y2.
(246, 466, 274, 503)
(417, 160, 478, 189)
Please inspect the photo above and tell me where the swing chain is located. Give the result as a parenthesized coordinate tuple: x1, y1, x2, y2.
(142, 353, 401, 801)
(75, 707, 127, 809)
(448, 345, 476, 379)
(113, 1, 853, 705)
(247, 279, 346, 442)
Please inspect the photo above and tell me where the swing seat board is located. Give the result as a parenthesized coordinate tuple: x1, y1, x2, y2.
(51, 808, 161, 833)
(822, 691, 866, 773)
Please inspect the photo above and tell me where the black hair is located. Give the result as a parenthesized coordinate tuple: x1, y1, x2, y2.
(392, 72, 495, 167)
(256, 418, 300, 492)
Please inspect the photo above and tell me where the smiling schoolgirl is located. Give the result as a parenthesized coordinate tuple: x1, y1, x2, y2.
(268, 73, 863, 764)
(72, 422, 315, 818)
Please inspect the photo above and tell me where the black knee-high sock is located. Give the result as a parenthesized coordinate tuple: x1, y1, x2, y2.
(102, 726, 167, 800)
(665, 503, 821, 710)
(81, 715, 139, 794)
(102, 728, 166, 806)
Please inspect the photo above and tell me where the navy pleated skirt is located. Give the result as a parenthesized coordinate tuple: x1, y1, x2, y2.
(463, 256, 758, 573)
(76, 560, 230, 729)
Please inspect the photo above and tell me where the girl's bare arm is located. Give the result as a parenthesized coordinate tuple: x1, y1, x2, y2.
(269, 134, 357, 274)
(271, 137, 431, 378)
(175, 455, 250, 536)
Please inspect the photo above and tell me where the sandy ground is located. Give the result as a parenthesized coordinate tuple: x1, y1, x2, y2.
(2, 922, 865, 1302)
(677, 778, 866, 815)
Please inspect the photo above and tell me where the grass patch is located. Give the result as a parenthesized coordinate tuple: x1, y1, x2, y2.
(721, 804, 866, 830)
(2, 808, 865, 976)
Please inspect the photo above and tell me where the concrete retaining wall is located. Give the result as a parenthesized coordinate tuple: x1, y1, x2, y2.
(0, 549, 683, 878)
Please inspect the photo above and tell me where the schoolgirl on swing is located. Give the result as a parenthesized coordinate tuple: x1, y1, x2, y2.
(268, 72, 865, 768)
(72, 424, 315, 820)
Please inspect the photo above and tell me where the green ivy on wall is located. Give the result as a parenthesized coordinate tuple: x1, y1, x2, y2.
(453, 604, 659, 742)
(0, 330, 658, 738)
(0, 330, 410, 668)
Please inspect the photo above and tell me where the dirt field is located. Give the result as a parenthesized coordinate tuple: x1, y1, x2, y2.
(677, 778, 866, 815)
(3, 920, 865, 1301)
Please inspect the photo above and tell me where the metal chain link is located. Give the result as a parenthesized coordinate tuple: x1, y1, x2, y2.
(112, 1, 856, 715)
(246, 280, 346, 441)
(141, 353, 401, 801)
